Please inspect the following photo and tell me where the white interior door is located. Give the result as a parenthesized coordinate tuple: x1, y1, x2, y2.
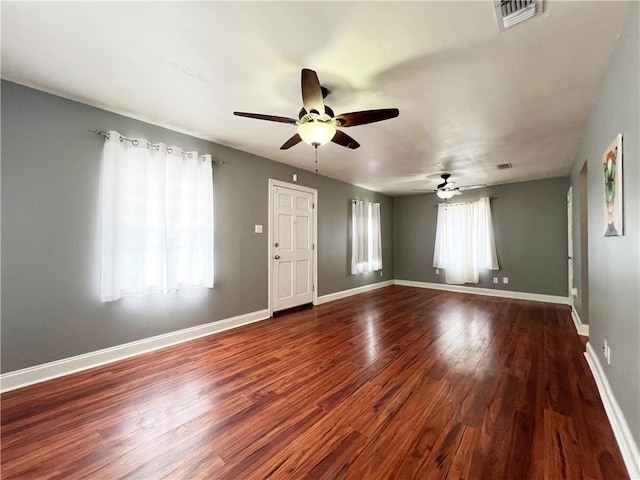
(271, 184, 314, 312)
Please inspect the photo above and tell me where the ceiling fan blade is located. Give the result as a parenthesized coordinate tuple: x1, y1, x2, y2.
(436, 181, 447, 189)
(334, 108, 399, 127)
(301, 69, 325, 116)
(331, 130, 360, 149)
(458, 184, 487, 191)
(234, 112, 298, 124)
(411, 189, 437, 193)
(280, 134, 302, 150)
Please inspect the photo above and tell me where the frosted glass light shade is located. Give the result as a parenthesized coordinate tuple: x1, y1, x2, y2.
(297, 121, 336, 146)
(437, 189, 456, 200)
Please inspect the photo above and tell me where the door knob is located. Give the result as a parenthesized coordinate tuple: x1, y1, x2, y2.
(275, 255, 281, 260)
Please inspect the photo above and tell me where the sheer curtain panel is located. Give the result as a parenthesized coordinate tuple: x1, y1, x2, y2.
(351, 200, 382, 274)
(433, 197, 498, 284)
(100, 131, 214, 302)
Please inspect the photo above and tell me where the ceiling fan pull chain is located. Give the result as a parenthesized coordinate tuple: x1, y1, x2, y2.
(314, 144, 319, 172)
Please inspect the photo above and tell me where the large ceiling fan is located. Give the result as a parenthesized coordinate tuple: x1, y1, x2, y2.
(413, 173, 486, 199)
(234, 68, 399, 151)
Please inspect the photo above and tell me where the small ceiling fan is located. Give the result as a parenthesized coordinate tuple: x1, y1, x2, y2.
(413, 173, 486, 199)
(234, 68, 399, 151)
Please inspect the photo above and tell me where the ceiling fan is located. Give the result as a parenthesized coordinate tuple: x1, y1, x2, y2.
(233, 68, 399, 151)
(413, 173, 486, 199)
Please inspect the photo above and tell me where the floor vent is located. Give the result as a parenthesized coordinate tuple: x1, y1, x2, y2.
(495, 0, 542, 31)
(496, 162, 513, 170)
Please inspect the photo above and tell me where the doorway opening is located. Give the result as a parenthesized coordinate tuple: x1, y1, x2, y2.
(579, 161, 589, 325)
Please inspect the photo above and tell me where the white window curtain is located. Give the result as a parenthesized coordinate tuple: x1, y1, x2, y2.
(433, 197, 498, 284)
(351, 200, 382, 274)
(100, 131, 214, 302)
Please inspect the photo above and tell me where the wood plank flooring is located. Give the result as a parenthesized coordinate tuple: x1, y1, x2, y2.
(1, 286, 629, 479)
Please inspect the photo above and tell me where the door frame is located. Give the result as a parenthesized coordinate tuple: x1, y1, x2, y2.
(268, 178, 318, 316)
(567, 186, 574, 309)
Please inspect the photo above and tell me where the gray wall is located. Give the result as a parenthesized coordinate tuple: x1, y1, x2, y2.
(394, 177, 569, 297)
(570, 1, 639, 449)
(1, 81, 393, 373)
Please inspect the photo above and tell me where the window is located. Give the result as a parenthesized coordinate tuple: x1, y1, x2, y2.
(351, 200, 382, 274)
(433, 197, 498, 284)
(100, 131, 214, 302)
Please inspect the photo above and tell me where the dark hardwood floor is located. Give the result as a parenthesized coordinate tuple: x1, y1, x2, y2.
(1, 286, 629, 479)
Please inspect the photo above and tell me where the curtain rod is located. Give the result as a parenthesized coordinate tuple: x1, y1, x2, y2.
(435, 198, 491, 207)
(89, 129, 224, 164)
(439, 201, 474, 206)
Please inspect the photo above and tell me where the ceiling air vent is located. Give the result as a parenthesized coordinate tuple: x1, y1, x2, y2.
(496, 162, 513, 170)
(495, 0, 542, 31)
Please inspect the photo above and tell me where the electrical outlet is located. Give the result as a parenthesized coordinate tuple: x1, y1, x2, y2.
(493, 277, 498, 284)
(435, 268, 440, 275)
(379, 270, 383, 277)
(503, 277, 509, 284)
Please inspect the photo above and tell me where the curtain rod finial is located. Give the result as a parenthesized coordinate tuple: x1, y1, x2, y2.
(89, 129, 108, 137)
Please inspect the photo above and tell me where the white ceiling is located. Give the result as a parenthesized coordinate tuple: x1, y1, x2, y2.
(1, 1, 629, 196)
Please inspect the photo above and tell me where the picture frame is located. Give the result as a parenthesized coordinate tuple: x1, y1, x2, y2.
(603, 134, 623, 236)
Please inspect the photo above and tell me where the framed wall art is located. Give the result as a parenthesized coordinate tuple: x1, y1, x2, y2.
(603, 134, 623, 236)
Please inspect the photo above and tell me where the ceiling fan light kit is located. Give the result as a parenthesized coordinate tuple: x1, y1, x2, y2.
(297, 121, 336, 147)
(436, 189, 457, 200)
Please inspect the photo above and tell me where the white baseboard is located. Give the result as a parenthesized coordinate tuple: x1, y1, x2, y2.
(316, 280, 394, 305)
(0, 309, 270, 393)
(585, 342, 640, 479)
(393, 279, 570, 305)
(571, 308, 589, 336)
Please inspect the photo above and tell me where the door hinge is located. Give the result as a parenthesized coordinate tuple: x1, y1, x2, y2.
(312, 243, 315, 250)
(312, 202, 315, 209)
(312, 285, 315, 292)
